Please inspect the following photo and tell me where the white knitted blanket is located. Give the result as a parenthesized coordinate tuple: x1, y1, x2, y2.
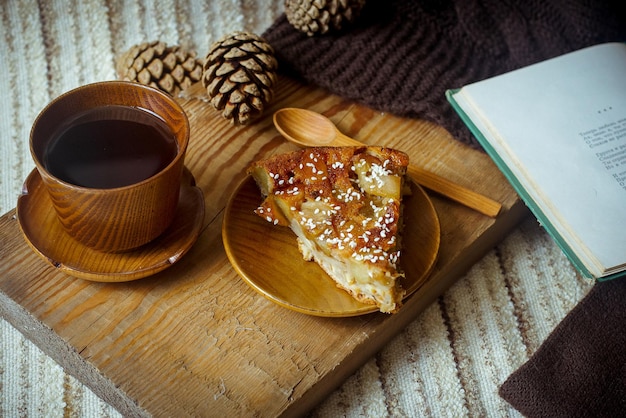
(0, 1, 593, 416)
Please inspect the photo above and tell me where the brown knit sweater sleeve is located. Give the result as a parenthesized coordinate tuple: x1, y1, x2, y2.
(263, 0, 626, 148)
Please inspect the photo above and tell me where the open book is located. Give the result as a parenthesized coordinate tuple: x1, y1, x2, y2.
(447, 42, 626, 281)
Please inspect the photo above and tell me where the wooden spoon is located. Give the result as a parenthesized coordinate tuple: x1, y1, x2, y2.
(273, 107, 502, 218)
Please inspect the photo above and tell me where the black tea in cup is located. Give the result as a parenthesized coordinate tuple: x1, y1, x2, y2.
(44, 105, 178, 189)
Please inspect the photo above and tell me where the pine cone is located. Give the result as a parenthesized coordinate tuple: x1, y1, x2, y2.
(285, 0, 367, 36)
(116, 41, 203, 95)
(202, 32, 278, 125)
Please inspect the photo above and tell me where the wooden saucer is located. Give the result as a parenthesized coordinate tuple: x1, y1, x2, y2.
(16, 168, 205, 282)
(222, 176, 441, 317)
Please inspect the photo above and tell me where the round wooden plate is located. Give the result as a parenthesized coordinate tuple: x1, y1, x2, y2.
(16, 168, 205, 282)
(222, 175, 441, 317)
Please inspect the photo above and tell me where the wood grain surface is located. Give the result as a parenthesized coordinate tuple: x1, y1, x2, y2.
(0, 76, 527, 417)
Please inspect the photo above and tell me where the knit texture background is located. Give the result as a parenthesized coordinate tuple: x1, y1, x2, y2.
(1, 0, 622, 416)
(499, 278, 626, 418)
(263, 0, 626, 147)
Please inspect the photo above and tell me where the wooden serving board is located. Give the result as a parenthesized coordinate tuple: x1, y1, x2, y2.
(0, 77, 527, 417)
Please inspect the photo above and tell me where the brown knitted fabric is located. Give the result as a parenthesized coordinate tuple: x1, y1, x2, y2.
(262, 0, 626, 148)
(499, 279, 626, 418)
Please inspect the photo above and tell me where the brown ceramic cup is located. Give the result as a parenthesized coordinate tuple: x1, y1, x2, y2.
(30, 81, 189, 252)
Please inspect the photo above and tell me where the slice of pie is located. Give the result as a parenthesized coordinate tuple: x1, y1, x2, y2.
(247, 146, 410, 313)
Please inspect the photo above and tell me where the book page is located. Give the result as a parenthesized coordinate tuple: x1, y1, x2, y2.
(458, 43, 626, 275)
(580, 120, 626, 193)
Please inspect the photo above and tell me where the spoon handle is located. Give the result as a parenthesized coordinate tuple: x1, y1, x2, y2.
(336, 132, 502, 217)
(406, 165, 501, 217)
